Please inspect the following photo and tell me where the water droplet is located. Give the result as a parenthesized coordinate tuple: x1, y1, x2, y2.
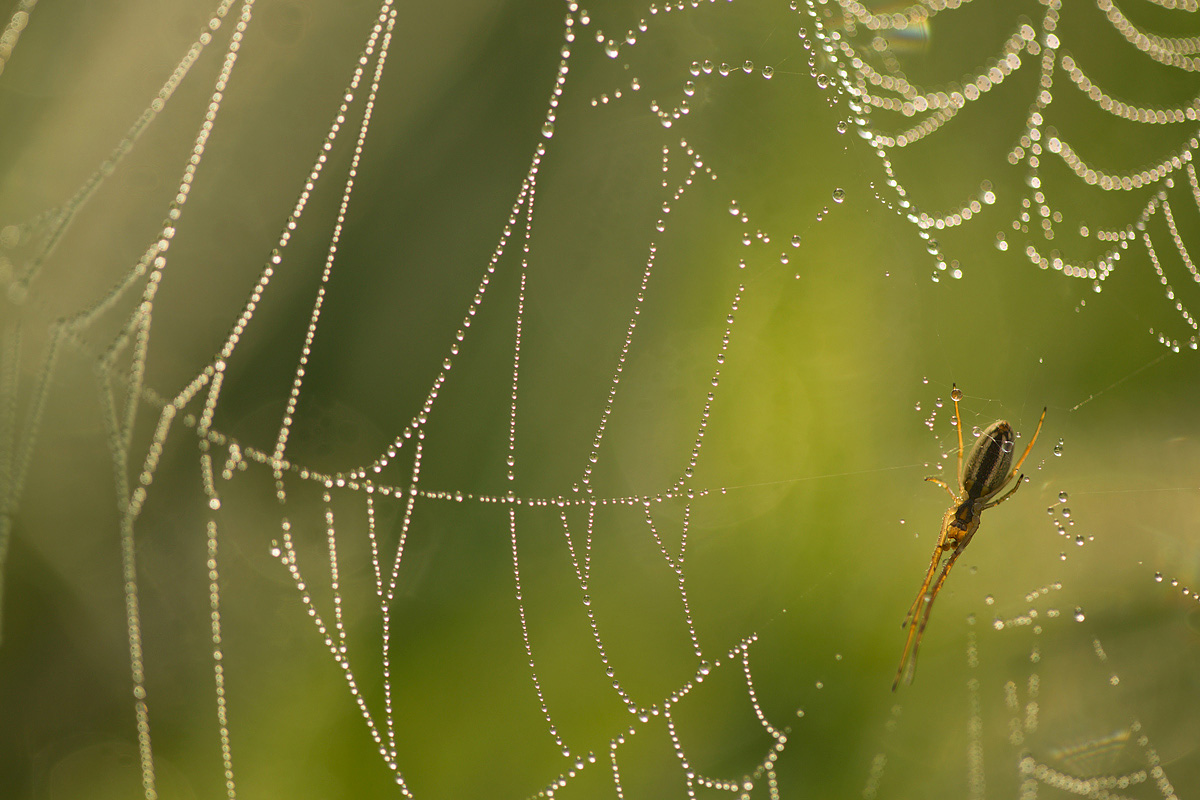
(1073, 607, 1085, 622)
(1154, 572, 1163, 582)
(984, 594, 994, 605)
(1053, 438, 1064, 456)
(541, 120, 555, 138)
(832, 187, 845, 203)
(1058, 491, 1068, 502)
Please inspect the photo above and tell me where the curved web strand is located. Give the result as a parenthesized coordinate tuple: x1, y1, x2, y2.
(819, 0, 1200, 349)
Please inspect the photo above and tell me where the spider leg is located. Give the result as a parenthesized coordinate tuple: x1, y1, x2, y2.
(925, 476, 958, 501)
(901, 547, 943, 631)
(951, 384, 965, 488)
(893, 547, 951, 691)
(900, 506, 957, 628)
(893, 517, 979, 691)
(1009, 406, 1047, 475)
(893, 601, 925, 691)
(894, 508, 955, 690)
(981, 473, 1024, 510)
(903, 533, 973, 676)
(921, 525, 975, 624)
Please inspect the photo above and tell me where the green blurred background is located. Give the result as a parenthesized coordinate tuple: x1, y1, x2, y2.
(2, 0, 1199, 797)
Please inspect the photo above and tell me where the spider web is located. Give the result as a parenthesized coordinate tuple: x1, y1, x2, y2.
(2, 0, 1199, 797)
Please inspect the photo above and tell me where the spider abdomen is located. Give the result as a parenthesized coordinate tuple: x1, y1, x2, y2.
(962, 420, 1015, 499)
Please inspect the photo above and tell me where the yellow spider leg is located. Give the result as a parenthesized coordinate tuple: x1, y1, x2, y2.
(900, 506, 956, 629)
(1009, 406, 1047, 475)
(899, 553, 942, 633)
(951, 384, 965, 487)
(893, 558, 943, 692)
(893, 518, 979, 691)
(894, 507, 955, 690)
(982, 473, 1024, 510)
(925, 476, 957, 501)
(892, 604, 924, 691)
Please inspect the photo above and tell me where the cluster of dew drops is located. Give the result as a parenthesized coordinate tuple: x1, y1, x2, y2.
(727, 186, 845, 279)
(1047, 488, 1090, 561)
(1153, 570, 1200, 605)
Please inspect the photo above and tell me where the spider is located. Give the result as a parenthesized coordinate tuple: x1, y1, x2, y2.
(893, 384, 1046, 691)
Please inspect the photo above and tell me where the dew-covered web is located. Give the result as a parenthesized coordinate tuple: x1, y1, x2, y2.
(2, 0, 1200, 798)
